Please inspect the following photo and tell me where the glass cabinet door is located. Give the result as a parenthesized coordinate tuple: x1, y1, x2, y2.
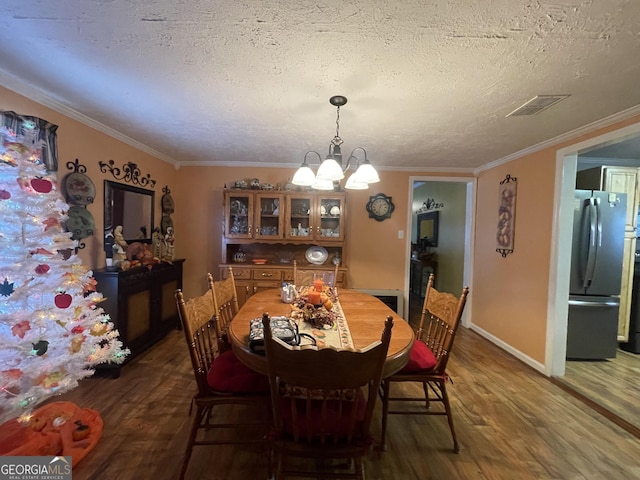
(224, 192, 253, 239)
(318, 195, 344, 241)
(286, 194, 313, 240)
(254, 193, 284, 239)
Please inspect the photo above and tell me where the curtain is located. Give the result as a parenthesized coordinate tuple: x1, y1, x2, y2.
(1, 110, 58, 172)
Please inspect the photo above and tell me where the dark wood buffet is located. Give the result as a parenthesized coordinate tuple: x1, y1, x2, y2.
(93, 259, 184, 375)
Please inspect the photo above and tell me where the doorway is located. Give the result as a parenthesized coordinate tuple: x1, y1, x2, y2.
(406, 176, 476, 327)
(551, 122, 640, 433)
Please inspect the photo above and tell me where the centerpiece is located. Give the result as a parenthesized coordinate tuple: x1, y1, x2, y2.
(291, 280, 338, 329)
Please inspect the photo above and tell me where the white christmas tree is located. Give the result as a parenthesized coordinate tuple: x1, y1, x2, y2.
(0, 122, 128, 424)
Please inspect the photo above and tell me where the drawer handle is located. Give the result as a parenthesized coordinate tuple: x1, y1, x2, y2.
(261, 272, 273, 277)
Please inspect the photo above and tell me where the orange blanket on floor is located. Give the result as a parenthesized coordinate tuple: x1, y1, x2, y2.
(0, 401, 103, 467)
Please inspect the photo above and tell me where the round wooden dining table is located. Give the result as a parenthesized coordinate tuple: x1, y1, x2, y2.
(228, 289, 415, 378)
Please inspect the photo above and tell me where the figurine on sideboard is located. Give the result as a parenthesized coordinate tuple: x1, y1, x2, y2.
(163, 226, 175, 262)
(152, 227, 163, 260)
(111, 225, 128, 268)
(114, 225, 127, 250)
(104, 229, 115, 268)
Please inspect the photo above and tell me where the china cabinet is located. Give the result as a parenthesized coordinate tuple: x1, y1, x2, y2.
(285, 193, 345, 241)
(220, 264, 347, 307)
(224, 191, 285, 240)
(221, 189, 348, 306)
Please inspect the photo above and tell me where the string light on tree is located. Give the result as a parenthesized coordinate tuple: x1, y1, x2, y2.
(0, 123, 129, 423)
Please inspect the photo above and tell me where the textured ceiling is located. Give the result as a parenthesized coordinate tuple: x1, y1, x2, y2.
(1, 0, 640, 171)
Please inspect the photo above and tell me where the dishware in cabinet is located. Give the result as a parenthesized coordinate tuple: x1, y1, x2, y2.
(318, 194, 345, 241)
(224, 191, 253, 238)
(255, 192, 284, 239)
(286, 194, 313, 240)
(224, 191, 284, 239)
(285, 192, 345, 241)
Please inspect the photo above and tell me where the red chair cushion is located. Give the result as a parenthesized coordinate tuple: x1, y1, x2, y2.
(400, 340, 437, 373)
(207, 350, 269, 393)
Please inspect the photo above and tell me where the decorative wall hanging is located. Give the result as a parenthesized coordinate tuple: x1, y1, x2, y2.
(61, 158, 96, 253)
(496, 174, 517, 258)
(417, 197, 445, 213)
(98, 160, 156, 188)
(1, 110, 59, 171)
(160, 185, 174, 235)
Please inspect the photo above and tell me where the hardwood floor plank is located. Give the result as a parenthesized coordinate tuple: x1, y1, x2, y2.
(43, 320, 640, 480)
(561, 349, 640, 430)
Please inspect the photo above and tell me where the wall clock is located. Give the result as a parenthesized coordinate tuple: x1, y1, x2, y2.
(366, 193, 395, 221)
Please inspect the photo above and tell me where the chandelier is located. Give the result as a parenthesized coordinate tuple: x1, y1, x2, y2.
(292, 96, 380, 190)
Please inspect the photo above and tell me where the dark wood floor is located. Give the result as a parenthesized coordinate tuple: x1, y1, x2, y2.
(46, 300, 640, 480)
(558, 348, 640, 434)
(411, 292, 640, 437)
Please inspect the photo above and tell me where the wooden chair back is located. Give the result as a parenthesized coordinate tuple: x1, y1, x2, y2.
(209, 267, 239, 347)
(416, 274, 469, 374)
(263, 313, 393, 478)
(175, 289, 221, 396)
(292, 259, 339, 287)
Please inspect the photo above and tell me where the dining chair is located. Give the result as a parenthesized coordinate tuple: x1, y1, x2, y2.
(175, 286, 270, 480)
(379, 274, 469, 453)
(292, 259, 340, 288)
(208, 267, 240, 350)
(262, 312, 394, 480)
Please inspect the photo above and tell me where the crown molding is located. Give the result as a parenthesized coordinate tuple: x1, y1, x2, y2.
(0, 69, 178, 166)
(3, 66, 639, 175)
(475, 104, 640, 175)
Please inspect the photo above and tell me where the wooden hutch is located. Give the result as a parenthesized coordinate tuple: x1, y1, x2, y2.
(220, 189, 348, 306)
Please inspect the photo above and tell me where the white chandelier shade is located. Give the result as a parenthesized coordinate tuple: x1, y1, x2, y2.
(291, 96, 379, 191)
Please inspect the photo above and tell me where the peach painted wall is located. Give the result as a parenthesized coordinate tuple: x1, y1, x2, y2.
(472, 114, 640, 364)
(7, 82, 640, 367)
(473, 154, 556, 361)
(173, 167, 464, 297)
(1, 85, 177, 269)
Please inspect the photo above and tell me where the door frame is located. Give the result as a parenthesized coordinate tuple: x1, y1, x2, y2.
(405, 176, 476, 326)
(549, 121, 640, 376)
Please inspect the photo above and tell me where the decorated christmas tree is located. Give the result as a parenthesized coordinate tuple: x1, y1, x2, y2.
(0, 122, 128, 424)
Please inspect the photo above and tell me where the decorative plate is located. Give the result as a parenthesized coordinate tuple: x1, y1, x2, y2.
(305, 246, 329, 265)
(63, 172, 96, 206)
(65, 206, 95, 240)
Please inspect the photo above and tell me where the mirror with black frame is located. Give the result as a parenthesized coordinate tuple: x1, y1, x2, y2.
(104, 180, 155, 243)
(417, 211, 439, 250)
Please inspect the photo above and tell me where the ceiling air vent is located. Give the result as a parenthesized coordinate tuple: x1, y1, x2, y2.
(507, 94, 570, 117)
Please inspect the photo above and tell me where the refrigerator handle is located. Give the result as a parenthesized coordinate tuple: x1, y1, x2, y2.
(595, 196, 603, 248)
(583, 197, 598, 288)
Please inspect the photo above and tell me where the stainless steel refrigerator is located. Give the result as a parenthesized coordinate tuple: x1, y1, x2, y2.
(567, 189, 626, 359)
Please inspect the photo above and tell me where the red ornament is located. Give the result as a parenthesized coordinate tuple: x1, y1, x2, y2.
(71, 325, 85, 334)
(30, 177, 53, 193)
(54, 292, 72, 309)
(0, 189, 10, 200)
(35, 264, 50, 274)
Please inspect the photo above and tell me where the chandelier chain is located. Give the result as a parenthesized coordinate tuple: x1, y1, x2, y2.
(332, 105, 343, 146)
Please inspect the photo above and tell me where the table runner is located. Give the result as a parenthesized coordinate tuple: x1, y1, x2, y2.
(289, 292, 354, 350)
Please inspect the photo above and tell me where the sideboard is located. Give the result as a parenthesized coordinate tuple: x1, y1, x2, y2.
(93, 259, 185, 375)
